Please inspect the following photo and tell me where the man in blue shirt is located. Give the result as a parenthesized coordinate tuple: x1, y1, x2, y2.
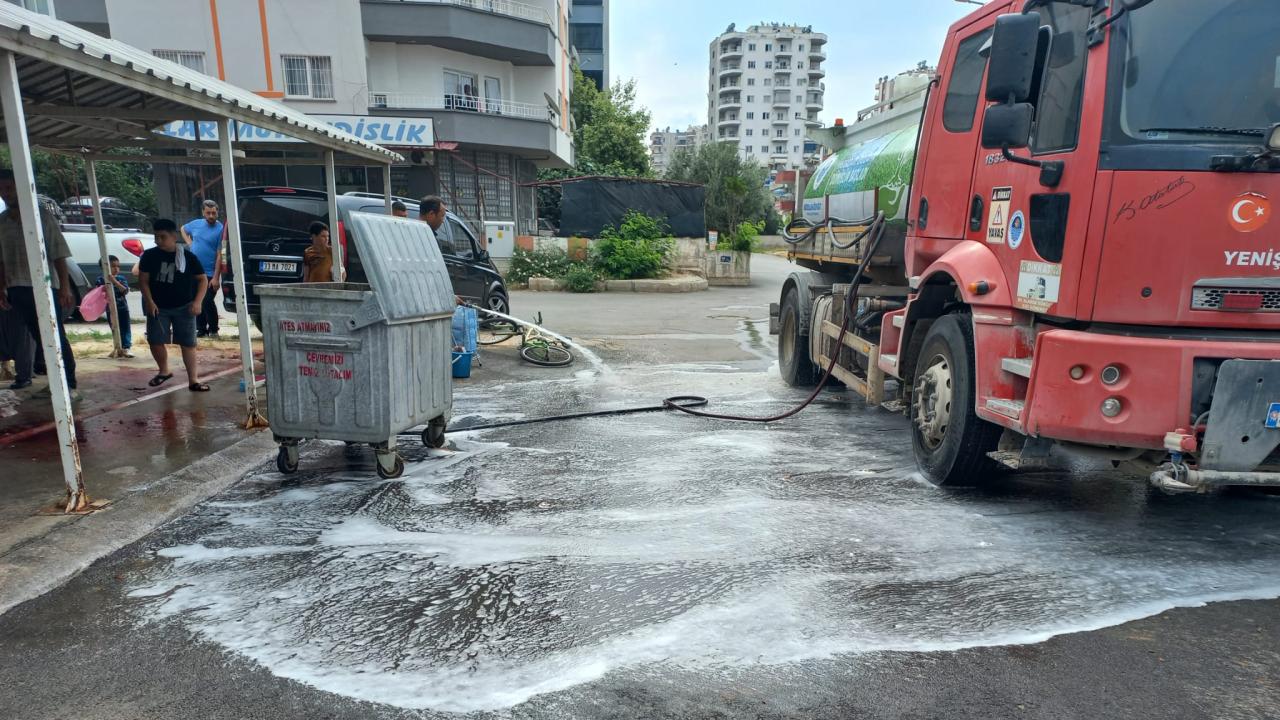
(181, 199, 224, 338)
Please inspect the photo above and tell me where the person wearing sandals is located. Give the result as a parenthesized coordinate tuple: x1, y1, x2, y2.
(139, 219, 211, 392)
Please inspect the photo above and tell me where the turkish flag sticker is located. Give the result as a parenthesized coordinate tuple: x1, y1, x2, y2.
(1229, 192, 1271, 233)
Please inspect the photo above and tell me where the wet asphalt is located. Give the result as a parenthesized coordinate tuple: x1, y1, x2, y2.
(3, 259, 1280, 720)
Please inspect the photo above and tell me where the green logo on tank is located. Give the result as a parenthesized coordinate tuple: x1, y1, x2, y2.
(806, 124, 918, 218)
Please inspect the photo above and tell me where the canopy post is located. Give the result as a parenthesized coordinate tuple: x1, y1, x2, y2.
(324, 150, 343, 282)
(220, 119, 267, 428)
(0, 50, 87, 511)
(384, 164, 393, 213)
(86, 159, 126, 358)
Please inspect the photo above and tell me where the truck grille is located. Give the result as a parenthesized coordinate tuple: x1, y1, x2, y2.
(1191, 287, 1280, 312)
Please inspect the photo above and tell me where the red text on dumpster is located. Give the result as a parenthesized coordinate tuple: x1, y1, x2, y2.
(280, 319, 332, 333)
(299, 365, 353, 380)
(305, 352, 345, 365)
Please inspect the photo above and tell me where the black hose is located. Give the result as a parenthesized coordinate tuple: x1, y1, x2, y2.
(425, 396, 709, 435)
(783, 213, 884, 251)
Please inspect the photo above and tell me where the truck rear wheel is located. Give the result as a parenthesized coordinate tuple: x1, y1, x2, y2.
(910, 313, 1002, 486)
(778, 288, 818, 387)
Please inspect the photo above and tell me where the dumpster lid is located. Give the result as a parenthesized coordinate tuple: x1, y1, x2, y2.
(346, 211, 456, 322)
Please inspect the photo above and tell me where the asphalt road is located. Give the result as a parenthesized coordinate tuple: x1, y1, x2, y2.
(3, 254, 1279, 720)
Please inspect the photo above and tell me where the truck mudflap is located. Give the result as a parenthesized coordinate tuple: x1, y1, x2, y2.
(1151, 359, 1280, 493)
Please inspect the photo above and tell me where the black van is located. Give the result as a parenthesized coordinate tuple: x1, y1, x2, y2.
(221, 187, 510, 325)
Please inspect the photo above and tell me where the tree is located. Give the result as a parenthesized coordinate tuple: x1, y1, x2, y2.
(665, 141, 772, 234)
(0, 147, 157, 215)
(566, 64, 652, 178)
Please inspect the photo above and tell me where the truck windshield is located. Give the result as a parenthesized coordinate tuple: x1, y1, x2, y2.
(1102, 0, 1280, 169)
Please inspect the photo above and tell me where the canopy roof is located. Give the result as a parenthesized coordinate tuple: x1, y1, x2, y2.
(0, 3, 401, 163)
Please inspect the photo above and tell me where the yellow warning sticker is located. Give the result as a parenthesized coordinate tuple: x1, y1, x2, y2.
(987, 187, 1012, 244)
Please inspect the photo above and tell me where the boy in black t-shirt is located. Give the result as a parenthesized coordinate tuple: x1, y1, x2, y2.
(139, 219, 210, 391)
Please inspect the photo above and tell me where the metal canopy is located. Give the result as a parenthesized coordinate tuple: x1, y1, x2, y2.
(0, 3, 402, 163)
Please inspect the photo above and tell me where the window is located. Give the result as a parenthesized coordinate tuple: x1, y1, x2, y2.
(746, 129, 754, 136)
(153, 50, 206, 74)
(765, 43, 772, 51)
(18, 0, 53, 14)
(746, 95, 754, 102)
(762, 112, 770, 120)
(748, 43, 756, 51)
(570, 25, 604, 52)
(794, 145, 800, 153)
(797, 62, 805, 69)
(748, 60, 756, 69)
(444, 69, 479, 110)
(795, 94, 802, 102)
(794, 129, 801, 136)
(775, 144, 785, 153)
(776, 128, 784, 137)
(747, 78, 755, 86)
(282, 55, 333, 99)
(746, 112, 754, 119)
(798, 43, 805, 51)
(443, 217, 475, 257)
(764, 79, 771, 86)
(799, 79, 807, 86)
(761, 146, 769, 153)
(941, 28, 992, 133)
(1030, 2, 1091, 153)
(765, 61, 773, 69)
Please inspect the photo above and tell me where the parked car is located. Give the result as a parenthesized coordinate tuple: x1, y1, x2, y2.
(221, 187, 509, 326)
(61, 195, 149, 231)
(37, 194, 65, 224)
(62, 226, 149, 279)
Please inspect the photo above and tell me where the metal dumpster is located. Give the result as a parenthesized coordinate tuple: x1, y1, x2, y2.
(257, 212, 455, 479)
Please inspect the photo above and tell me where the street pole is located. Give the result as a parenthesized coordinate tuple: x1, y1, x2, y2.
(87, 159, 126, 358)
(324, 150, 343, 281)
(383, 163, 393, 213)
(220, 119, 267, 428)
(0, 51, 87, 511)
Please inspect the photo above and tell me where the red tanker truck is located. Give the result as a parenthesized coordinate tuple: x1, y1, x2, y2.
(772, 0, 1280, 492)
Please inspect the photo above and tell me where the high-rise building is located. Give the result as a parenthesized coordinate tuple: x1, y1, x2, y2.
(649, 124, 708, 176)
(569, 0, 609, 90)
(18, 0, 574, 236)
(707, 22, 827, 173)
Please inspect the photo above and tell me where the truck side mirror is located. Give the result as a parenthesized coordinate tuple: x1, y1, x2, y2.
(985, 13, 1042, 104)
(982, 103, 1034, 150)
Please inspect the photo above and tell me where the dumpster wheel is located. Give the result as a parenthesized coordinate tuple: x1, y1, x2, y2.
(376, 452, 405, 480)
(423, 420, 447, 449)
(276, 444, 299, 474)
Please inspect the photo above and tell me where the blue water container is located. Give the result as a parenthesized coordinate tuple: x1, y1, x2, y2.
(452, 351, 474, 378)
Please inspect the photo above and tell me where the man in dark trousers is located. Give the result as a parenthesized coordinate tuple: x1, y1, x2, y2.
(181, 199, 224, 338)
(140, 219, 210, 392)
(0, 169, 79, 398)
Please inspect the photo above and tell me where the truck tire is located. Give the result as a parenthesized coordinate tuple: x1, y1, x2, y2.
(779, 287, 818, 387)
(909, 313, 1003, 486)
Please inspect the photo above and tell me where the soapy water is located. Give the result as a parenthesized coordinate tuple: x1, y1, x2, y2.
(128, 364, 1280, 713)
(474, 307, 611, 376)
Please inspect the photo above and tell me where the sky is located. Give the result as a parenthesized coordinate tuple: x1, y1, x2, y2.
(610, 0, 982, 133)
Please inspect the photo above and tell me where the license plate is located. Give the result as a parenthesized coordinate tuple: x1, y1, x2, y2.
(259, 261, 297, 274)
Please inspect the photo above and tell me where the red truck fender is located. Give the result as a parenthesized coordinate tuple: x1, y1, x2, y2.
(918, 242, 1012, 309)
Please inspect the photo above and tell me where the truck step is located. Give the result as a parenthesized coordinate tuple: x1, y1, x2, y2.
(985, 398, 1025, 420)
(892, 314, 905, 329)
(1000, 357, 1033, 378)
(880, 354, 898, 372)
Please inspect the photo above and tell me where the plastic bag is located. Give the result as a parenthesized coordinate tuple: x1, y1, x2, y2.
(79, 284, 108, 322)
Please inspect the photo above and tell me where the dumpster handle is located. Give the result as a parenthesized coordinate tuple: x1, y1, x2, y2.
(284, 336, 364, 352)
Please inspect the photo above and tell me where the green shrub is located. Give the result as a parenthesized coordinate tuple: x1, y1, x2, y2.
(506, 247, 573, 285)
(560, 263, 599, 293)
(592, 210, 674, 280)
(727, 220, 764, 252)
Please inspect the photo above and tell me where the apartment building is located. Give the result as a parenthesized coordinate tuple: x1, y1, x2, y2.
(13, 0, 574, 235)
(707, 22, 827, 173)
(648, 124, 708, 176)
(568, 0, 608, 89)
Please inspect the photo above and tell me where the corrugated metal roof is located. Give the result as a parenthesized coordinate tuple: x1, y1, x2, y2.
(0, 3, 401, 163)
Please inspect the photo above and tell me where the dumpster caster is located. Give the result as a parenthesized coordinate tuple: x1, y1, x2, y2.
(276, 444, 299, 474)
(423, 419, 447, 449)
(376, 452, 405, 480)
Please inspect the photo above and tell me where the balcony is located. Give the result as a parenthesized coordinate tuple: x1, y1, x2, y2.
(718, 82, 741, 93)
(368, 92, 567, 162)
(720, 97, 742, 110)
(775, 48, 793, 57)
(805, 95, 824, 110)
(809, 66, 826, 79)
(720, 43, 743, 59)
(719, 63, 743, 77)
(810, 48, 827, 61)
(718, 116, 741, 127)
(772, 96, 791, 109)
(361, 0, 555, 66)
(771, 116, 789, 125)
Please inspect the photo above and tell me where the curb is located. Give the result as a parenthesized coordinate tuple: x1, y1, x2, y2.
(0, 431, 276, 616)
(527, 276, 709, 293)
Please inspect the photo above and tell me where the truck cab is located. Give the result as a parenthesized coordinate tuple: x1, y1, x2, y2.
(779, 0, 1280, 492)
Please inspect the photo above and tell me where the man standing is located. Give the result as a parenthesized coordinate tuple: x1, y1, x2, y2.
(0, 169, 78, 397)
(140, 219, 209, 391)
(391, 200, 408, 218)
(181, 199, 224, 338)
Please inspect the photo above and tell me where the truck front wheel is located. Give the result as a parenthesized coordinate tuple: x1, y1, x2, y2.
(909, 313, 1002, 486)
(778, 288, 818, 387)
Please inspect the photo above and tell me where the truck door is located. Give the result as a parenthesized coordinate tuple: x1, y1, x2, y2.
(911, 5, 1008, 246)
(966, 0, 1101, 320)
